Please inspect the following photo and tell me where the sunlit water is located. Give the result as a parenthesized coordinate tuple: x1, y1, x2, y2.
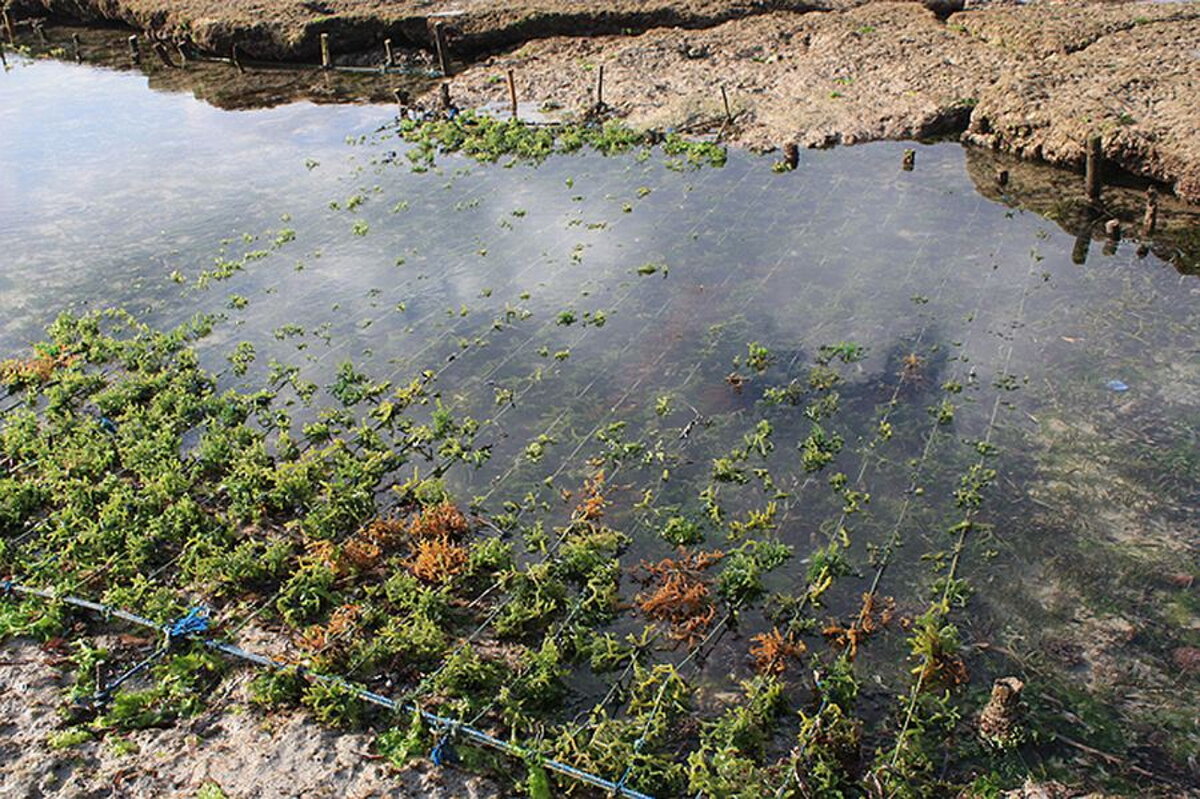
(2, 46, 1198, 776)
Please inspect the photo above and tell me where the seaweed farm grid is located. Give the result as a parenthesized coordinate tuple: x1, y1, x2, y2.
(1, 54, 1198, 796)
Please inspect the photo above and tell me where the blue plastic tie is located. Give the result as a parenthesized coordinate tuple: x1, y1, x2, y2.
(430, 733, 457, 766)
(1105, 379, 1129, 393)
(166, 606, 210, 640)
(99, 416, 118, 435)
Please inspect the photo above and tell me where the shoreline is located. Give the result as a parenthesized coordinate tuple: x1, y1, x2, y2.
(4, 0, 1200, 205)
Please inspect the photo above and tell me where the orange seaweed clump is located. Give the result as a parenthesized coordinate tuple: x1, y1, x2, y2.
(573, 469, 608, 522)
(635, 549, 724, 645)
(0, 352, 75, 386)
(362, 517, 408, 548)
(749, 627, 807, 675)
(409, 536, 468, 583)
(408, 501, 470, 540)
(822, 592, 896, 660)
(342, 517, 408, 569)
(301, 539, 345, 576)
(297, 603, 362, 652)
(343, 537, 382, 569)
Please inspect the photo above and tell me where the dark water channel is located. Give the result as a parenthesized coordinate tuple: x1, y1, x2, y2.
(2, 35, 1198, 790)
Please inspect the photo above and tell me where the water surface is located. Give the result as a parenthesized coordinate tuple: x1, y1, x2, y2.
(2, 44, 1198, 788)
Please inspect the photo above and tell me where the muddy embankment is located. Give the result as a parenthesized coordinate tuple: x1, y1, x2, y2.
(6, 0, 1200, 205)
(0, 636, 503, 797)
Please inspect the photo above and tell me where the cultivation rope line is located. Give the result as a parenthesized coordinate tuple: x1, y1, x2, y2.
(763, 196, 998, 798)
(887, 228, 1043, 772)
(772, 202, 1007, 796)
(859, 198, 1005, 598)
(756, 177, 953, 542)
(570, 180, 959, 792)
(0, 581, 655, 799)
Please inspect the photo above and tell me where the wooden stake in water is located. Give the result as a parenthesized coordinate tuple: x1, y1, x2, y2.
(783, 143, 799, 171)
(0, 40, 7, 68)
(721, 85, 732, 125)
(1071, 230, 1091, 265)
(1141, 186, 1158, 235)
(1085, 135, 1102, 202)
(384, 38, 394, 68)
(596, 63, 604, 110)
(507, 69, 518, 120)
(1102, 219, 1120, 256)
(393, 88, 407, 116)
(433, 22, 450, 77)
(231, 43, 244, 73)
(320, 32, 331, 69)
(128, 34, 141, 64)
(72, 33, 82, 63)
(902, 149, 915, 171)
(153, 40, 176, 68)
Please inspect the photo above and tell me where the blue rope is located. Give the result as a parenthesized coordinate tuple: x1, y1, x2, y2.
(430, 726, 458, 766)
(0, 583, 656, 799)
(166, 606, 209, 639)
(92, 607, 211, 702)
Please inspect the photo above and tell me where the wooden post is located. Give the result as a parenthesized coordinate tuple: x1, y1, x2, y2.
(320, 32, 331, 69)
(1, 10, 14, 45)
(0, 40, 6, 68)
(72, 33, 82, 63)
(902, 149, 915, 170)
(995, 168, 1009, 187)
(596, 63, 604, 109)
(128, 34, 140, 64)
(1141, 186, 1158, 235)
(384, 38, 394, 68)
(507, 68, 518, 120)
(1071, 231, 1090, 265)
(433, 22, 450, 77)
(231, 43, 244, 73)
(783, 142, 799, 171)
(152, 40, 176, 68)
(393, 88, 407, 116)
(1085, 135, 1102, 202)
(440, 82, 451, 111)
(720, 85, 732, 125)
(1102, 219, 1119, 256)
(176, 40, 188, 66)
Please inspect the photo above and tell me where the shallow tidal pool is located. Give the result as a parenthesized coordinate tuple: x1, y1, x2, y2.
(2, 38, 1198, 795)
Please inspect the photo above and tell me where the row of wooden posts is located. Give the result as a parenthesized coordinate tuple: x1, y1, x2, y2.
(120, 27, 450, 76)
(0, 14, 455, 77)
(894, 137, 1159, 246)
(0, 12, 1166, 237)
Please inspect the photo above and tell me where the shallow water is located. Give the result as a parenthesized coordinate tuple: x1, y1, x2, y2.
(3, 42, 1198, 786)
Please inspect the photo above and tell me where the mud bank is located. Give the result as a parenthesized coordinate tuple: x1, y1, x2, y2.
(6, 0, 1200, 202)
(0, 637, 502, 797)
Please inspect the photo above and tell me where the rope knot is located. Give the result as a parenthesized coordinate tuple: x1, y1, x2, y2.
(430, 723, 459, 766)
(166, 606, 209, 641)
